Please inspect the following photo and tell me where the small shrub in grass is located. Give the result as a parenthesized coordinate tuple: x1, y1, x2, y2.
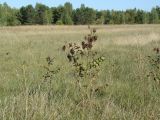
(62, 26, 107, 99)
(29, 56, 60, 103)
(147, 48, 160, 87)
(42, 56, 60, 83)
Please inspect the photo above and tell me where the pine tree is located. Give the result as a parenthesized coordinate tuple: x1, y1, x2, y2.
(151, 8, 159, 24)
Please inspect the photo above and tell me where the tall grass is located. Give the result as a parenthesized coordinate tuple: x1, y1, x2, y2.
(0, 25, 160, 119)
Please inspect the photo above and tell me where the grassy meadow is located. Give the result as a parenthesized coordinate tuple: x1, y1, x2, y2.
(0, 25, 160, 119)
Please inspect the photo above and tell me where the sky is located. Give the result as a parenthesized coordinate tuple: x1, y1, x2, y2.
(0, 0, 160, 11)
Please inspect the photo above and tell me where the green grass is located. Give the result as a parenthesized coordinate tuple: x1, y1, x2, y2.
(0, 25, 160, 120)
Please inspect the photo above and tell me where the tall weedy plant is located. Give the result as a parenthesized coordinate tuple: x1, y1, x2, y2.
(62, 26, 107, 99)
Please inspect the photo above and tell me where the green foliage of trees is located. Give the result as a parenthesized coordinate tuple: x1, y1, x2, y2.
(62, 2, 73, 25)
(0, 2, 160, 26)
(125, 9, 137, 24)
(17, 5, 35, 25)
(142, 12, 150, 24)
(35, 3, 51, 25)
(156, 6, 160, 19)
(135, 10, 144, 24)
(51, 6, 64, 24)
(0, 3, 20, 26)
(96, 11, 105, 24)
(61, 12, 73, 25)
(150, 8, 159, 24)
(73, 4, 96, 25)
(110, 10, 124, 24)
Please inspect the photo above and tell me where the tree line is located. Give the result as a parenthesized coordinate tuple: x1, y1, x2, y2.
(0, 2, 160, 26)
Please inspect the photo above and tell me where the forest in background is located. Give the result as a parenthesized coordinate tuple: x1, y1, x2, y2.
(0, 2, 160, 26)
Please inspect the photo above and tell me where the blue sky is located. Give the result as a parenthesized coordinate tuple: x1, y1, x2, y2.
(0, 0, 160, 11)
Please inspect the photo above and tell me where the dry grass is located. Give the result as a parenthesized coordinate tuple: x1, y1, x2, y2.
(0, 25, 160, 120)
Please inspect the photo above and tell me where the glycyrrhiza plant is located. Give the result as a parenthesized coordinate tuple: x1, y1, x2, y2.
(62, 26, 107, 99)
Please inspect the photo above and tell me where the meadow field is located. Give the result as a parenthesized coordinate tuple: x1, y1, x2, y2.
(0, 25, 160, 120)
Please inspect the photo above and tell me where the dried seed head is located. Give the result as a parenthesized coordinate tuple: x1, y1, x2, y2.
(74, 43, 77, 46)
(93, 36, 98, 41)
(88, 37, 93, 43)
(70, 48, 75, 55)
(82, 41, 86, 49)
(62, 45, 66, 51)
(87, 43, 93, 49)
(69, 43, 72, 48)
(80, 51, 84, 56)
(67, 54, 72, 62)
(82, 41, 85, 45)
(46, 56, 54, 65)
(153, 48, 159, 54)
